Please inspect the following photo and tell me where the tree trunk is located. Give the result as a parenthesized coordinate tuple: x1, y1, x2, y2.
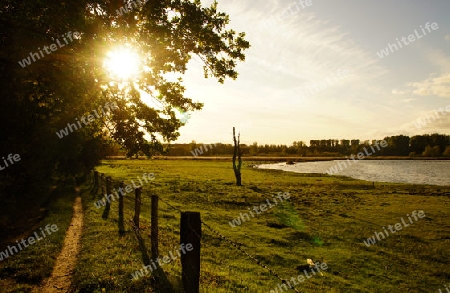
(232, 127, 242, 186)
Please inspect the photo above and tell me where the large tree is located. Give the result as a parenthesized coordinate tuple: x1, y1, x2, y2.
(0, 1, 249, 161)
(87, 0, 250, 156)
(0, 0, 249, 197)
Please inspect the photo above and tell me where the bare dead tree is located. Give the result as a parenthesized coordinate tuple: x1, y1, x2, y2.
(232, 127, 242, 186)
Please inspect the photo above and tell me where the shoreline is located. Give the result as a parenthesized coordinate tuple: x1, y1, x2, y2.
(106, 155, 450, 162)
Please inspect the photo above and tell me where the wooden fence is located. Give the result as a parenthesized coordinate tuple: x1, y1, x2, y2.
(93, 170, 201, 292)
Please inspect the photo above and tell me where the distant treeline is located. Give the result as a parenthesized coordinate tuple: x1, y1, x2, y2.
(160, 133, 450, 157)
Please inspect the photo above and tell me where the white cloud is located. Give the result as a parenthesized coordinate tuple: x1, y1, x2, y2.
(392, 89, 406, 95)
(424, 47, 450, 72)
(176, 0, 450, 144)
(218, 0, 388, 84)
(406, 73, 450, 98)
(404, 107, 450, 135)
(446, 34, 450, 42)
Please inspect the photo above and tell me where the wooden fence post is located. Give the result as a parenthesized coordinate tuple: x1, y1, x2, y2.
(106, 176, 112, 208)
(133, 187, 142, 228)
(151, 194, 159, 259)
(180, 212, 201, 293)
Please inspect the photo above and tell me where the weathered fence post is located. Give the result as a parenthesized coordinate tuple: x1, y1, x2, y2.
(180, 212, 201, 293)
(133, 187, 142, 228)
(106, 176, 112, 208)
(151, 194, 159, 259)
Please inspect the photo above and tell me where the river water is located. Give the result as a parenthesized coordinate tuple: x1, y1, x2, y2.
(256, 160, 450, 186)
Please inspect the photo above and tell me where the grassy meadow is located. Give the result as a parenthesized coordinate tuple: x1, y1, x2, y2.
(1, 159, 449, 292)
(72, 159, 450, 292)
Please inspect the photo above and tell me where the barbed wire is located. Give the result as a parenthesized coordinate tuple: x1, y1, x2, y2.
(200, 221, 300, 293)
(158, 197, 184, 214)
(158, 195, 301, 293)
(93, 172, 301, 292)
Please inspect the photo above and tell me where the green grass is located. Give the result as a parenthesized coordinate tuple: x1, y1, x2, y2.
(73, 159, 450, 292)
(0, 185, 78, 292)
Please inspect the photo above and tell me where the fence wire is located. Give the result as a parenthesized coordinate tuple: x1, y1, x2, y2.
(93, 171, 302, 292)
(158, 196, 301, 293)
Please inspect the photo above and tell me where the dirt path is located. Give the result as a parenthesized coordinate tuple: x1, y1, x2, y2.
(33, 196, 83, 293)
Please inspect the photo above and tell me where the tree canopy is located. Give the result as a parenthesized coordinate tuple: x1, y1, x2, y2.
(5, 0, 447, 201)
(0, 0, 250, 196)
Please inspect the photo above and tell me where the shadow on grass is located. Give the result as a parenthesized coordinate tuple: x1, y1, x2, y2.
(101, 203, 110, 219)
(131, 222, 176, 292)
(90, 182, 99, 200)
(118, 202, 125, 236)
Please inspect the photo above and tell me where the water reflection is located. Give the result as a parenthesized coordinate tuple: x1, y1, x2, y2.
(256, 160, 450, 186)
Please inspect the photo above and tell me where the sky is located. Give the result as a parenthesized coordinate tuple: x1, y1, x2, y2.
(172, 0, 450, 145)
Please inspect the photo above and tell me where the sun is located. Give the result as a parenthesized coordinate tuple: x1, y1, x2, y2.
(104, 47, 140, 80)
